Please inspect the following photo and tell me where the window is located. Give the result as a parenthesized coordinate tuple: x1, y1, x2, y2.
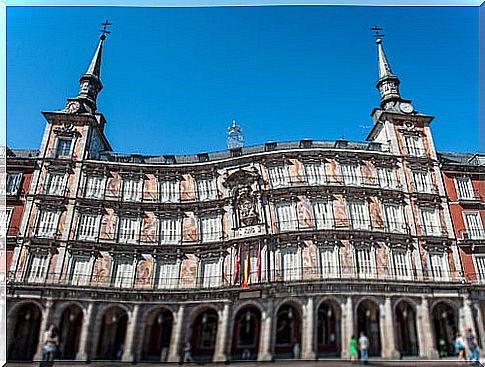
(475, 256, 485, 283)
(45, 172, 65, 196)
(70, 257, 91, 286)
(348, 200, 370, 230)
(122, 177, 142, 202)
(383, 203, 405, 233)
(464, 212, 484, 239)
(27, 253, 49, 283)
(377, 167, 396, 189)
(36, 209, 58, 238)
(268, 165, 290, 188)
(341, 164, 361, 186)
(118, 216, 140, 244)
(355, 247, 376, 278)
(429, 253, 448, 280)
(305, 163, 326, 186)
(391, 250, 411, 280)
(55, 138, 73, 158)
(201, 259, 221, 288)
(77, 213, 100, 241)
(159, 179, 180, 203)
(85, 175, 105, 199)
(112, 259, 134, 288)
(319, 246, 338, 278)
(412, 170, 432, 194)
(312, 200, 333, 229)
(281, 247, 299, 281)
(2, 208, 13, 237)
(157, 260, 180, 289)
(6, 172, 22, 196)
(159, 217, 181, 244)
(420, 208, 441, 236)
(197, 178, 217, 201)
(275, 202, 297, 231)
(455, 177, 474, 200)
(200, 215, 221, 242)
(403, 134, 425, 157)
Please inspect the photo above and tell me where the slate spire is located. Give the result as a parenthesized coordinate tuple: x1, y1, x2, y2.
(375, 38, 401, 107)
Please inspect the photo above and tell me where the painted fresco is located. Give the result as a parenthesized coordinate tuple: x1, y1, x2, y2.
(222, 251, 232, 286)
(46, 253, 58, 283)
(143, 174, 157, 201)
(179, 254, 198, 288)
(91, 253, 111, 286)
(326, 160, 339, 183)
(447, 251, 457, 280)
(140, 212, 157, 243)
(289, 159, 305, 185)
(15, 248, 28, 278)
(340, 240, 354, 277)
(106, 171, 121, 199)
(302, 241, 318, 280)
(333, 195, 348, 228)
(182, 212, 198, 242)
(375, 243, 389, 277)
(135, 255, 154, 288)
(297, 196, 314, 228)
(361, 161, 376, 186)
(438, 210, 447, 236)
(369, 197, 384, 229)
(57, 211, 66, 237)
(181, 174, 196, 201)
(100, 208, 116, 241)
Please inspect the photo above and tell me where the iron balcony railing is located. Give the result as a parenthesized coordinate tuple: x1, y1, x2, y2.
(458, 229, 485, 241)
(7, 266, 467, 292)
(457, 189, 484, 202)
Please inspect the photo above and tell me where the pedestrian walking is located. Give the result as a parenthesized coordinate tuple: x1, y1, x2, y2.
(454, 332, 466, 360)
(349, 335, 358, 363)
(41, 324, 59, 361)
(183, 342, 193, 363)
(292, 342, 300, 359)
(358, 331, 370, 364)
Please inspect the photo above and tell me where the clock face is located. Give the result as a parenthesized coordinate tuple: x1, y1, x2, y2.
(65, 101, 80, 114)
(400, 102, 414, 114)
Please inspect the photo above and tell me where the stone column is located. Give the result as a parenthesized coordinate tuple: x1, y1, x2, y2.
(258, 299, 274, 361)
(416, 297, 438, 358)
(122, 304, 140, 362)
(213, 303, 230, 362)
(301, 297, 316, 359)
(473, 302, 485, 350)
(459, 296, 477, 337)
(340, 296, 353, 359)
(76, 302, 94, 361)
(379, 297, 399, 358)
(167, 305, 185, 362)
(34, 299, 54, 360)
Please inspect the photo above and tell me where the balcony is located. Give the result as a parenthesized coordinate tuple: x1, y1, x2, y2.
(457, 190, 484, 204)
(457, 229, 485, 243)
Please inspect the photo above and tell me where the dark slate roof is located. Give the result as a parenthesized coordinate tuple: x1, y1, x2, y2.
(8, 148, 40, 159)
(438, 152, 485, 167)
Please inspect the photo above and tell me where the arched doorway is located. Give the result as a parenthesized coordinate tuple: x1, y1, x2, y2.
(8, 303, 42, 361)
(275, 303, 301, 359)
(356, 299, 381, 356)
(395, 301, 418, 356)
(141, 309, 174, 361)
(317, 300, 340, 356)
(231, 306, 261, 360)
(58, 304, 83, 359)
(191, 309, 218, 361)
(432, 302, 457, 357)
(96, 306, 128, 360)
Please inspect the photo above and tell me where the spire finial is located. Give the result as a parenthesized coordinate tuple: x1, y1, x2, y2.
(227, 120, 244, 149)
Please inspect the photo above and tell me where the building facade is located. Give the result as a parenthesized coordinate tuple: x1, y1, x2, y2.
(5, 33, 482, 362)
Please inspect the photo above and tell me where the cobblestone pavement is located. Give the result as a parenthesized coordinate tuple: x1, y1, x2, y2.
(5, 359, 484, 367)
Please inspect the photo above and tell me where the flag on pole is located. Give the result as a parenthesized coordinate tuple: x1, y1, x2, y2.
(256, 242, 261, 282)
(234, 244, 241, 284)
(242, 245, 250, 288)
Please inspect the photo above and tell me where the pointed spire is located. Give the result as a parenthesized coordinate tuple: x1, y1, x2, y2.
(85, 35, 104, 79)
(375, 38, 401, 107)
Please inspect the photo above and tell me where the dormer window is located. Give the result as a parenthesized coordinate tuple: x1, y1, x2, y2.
(55, 138, 73, 158)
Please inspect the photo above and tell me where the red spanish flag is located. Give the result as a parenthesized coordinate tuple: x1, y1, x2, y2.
(256, 242, 261, 282)
(242, 245, 250, 288)
(233, 244, 241, 284)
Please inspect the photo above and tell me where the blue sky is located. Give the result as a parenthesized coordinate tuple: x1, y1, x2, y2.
(6, 6, 479, 155)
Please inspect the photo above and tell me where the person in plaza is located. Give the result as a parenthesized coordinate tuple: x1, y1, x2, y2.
(358, 331, 370, 364)
(349, 335, 359, 363)
(454, 332, 466, 360)
(292, 342, 300, 359)
(183, 341, 193, 363)
(41, 324, 59, 361)
(465, 329, 480, 365)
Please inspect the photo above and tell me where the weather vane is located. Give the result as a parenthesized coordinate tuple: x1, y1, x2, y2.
(99, 20, 112, 40)
(370, 25, 385, 39)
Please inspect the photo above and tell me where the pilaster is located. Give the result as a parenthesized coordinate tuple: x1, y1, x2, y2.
(34, 299, 54, 360)
(213, 303, 230, 362)
(258, 299, 273, 361)
(167, 305, 185, 362)
(76, 302, 94, 361)
(416, 297, 438, 358)
(122, 304, 140, 362)
(340, 296, 353, 359)
(301, 297, 316, 359)
(379, 297, 399, 358)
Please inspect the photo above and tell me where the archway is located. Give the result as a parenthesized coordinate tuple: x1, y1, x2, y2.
(96, 306, 128, 360)
(356, 299, 381, 356)
(58, 304, 83, 359)
(432, 302, 457, 357)
(274, 303, 301, 359)
(231, 306, 261, 360)
(8, 303, 42, 361)
(191, 309, 218, 362)
(141, 308, 174, 361)
(317, 300, 341, 356)
(395, 301, 418, 357)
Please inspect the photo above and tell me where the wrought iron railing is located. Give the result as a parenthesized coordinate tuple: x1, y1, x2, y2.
(458, 229, 485, 241)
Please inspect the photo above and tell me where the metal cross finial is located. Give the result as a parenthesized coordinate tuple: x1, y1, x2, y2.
(370, 25, 385, 39)
(99, 20, 112, 40)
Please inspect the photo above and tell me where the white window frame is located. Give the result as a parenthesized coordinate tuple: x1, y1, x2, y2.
(391, 249, 412, 280)
(6, 172, 22, 196)
(348, 200, 371, 230)
(85, 174, 105, 199)
(55, 137, 74, 158)
(403, 134, 425, 157)
(412, 170, 432, 194)
(319, 245, 339, 278)
(112, 259, 134, 288)
(199, 215, 222, 242)
(77, 212, 100, 241)
(268, 165, 290, 189)
(196, 178, 217, 202)
(1, 208, 13, 237)
(312, 200, 334, 229)
(463, 212, 484, 240)
(45, 172, 66, 196)
(281, 247, 300, 281)
(383, 203, 405, 233)
(157, 260, 180, 289)
(341, 163, 361, 186)
(118, 216, 140, 244)
(355, 247, 376, 279)
(27, 252, 50, 283)
(305, 163, 326, 186)
(36, 209, 59, 238)
(275, 202, 297, 232)
(200, 258, 221, 288)
(122, 177, 143, 202)
(455, 176, 475, 200)
(69, 256, 92, 286)
(159, 217, 181, 244)
(376, 167, 396, 189)
(159, 179, 180, 203)
(428, 252, 449, 281)
(473, 255, 485, 284)
(420, 207, 441, 236)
